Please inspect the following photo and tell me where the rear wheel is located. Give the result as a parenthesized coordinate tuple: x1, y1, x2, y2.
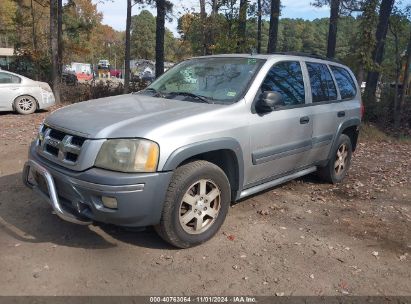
(14, 95, 37, 115)
(155, 160, 231, 248)
(319, 134, 352, 184)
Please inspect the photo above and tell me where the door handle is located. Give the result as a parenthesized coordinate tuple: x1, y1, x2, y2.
(337, 111, 346, 117)
(300, 116, 310, 124)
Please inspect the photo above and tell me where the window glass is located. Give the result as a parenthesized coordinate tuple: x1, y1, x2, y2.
(0, 72, 21, 84)
(306, 62, 337, 102)
(261, 61, 305, 106)
(148, 57, 265, 103)
(331, 66, 356, 99)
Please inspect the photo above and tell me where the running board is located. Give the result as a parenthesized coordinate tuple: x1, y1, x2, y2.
(239, 166, 317, 199)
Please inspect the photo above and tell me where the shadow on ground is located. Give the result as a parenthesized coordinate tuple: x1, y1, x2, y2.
(0, 172, 173, 250)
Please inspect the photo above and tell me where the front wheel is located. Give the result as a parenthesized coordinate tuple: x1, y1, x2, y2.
(155, 160, 231, 248)
(319, 134, 352, 184)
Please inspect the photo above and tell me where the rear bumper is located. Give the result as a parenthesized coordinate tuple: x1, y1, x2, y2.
(39, 91, 55, 109)
(23, 143, 173, 227)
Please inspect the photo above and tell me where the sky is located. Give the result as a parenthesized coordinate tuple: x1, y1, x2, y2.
(95, 0, 330, 36)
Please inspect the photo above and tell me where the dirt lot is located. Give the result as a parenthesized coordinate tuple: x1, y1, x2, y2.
(0, 107, 410, 296)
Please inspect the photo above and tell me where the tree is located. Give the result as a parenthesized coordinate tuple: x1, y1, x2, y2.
(57, 0, 63, 80)
(327, 0, 340, 57)
(267, 0, 280, 53)
(237, 0, 248, 53)
(256, 0, 270, 53)
(365, 0, 396, 103)
(200, 0, 207, 55)
(398, 29, 411, 128)
(155, 0, 166, 77)
(131, 10, 156, 60)
(389, 7, 409, 129)
(355, 0, 379, 85)
(124, 0, 131, 93)
(50, 0, 60, 103)
(257, 0, 262, 53)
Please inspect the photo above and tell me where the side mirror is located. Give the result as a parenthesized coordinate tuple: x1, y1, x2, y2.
(256, 91, 284, 112)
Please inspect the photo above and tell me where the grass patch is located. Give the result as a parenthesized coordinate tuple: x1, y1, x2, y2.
(359, 124, 411, 143)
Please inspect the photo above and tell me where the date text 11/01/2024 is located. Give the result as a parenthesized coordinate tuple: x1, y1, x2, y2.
(149, 297, 257, 303)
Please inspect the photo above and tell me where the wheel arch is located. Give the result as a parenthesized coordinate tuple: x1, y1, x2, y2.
(162, 138, 244, 201)
(328, 118, 360, 160)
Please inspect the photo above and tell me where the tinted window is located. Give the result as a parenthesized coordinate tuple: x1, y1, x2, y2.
(261, 61, 305, 106)
(306, 62, 337, 103)
(331, 66, 356, 99)
(0, 72, 21, 84)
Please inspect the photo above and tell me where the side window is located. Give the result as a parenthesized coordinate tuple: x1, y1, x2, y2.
(0, 72, 20, 84)
(331, 66, 356, 100)
(261, 61, 305, 106)
(0, 72, 12, 84)
(306, 62, 337, 103)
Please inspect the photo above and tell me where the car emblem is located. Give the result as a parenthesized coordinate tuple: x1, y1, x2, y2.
(48, 139, 60, 148)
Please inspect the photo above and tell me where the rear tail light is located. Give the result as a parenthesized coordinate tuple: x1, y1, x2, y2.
(360, 101, 365, 120)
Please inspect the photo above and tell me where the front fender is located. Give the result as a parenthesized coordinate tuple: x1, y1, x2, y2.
(162, 137, 244, 192)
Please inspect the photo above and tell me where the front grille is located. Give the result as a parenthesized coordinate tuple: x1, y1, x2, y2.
(37, 126, 86, 164)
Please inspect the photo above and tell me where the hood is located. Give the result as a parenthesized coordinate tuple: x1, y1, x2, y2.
(45, 94, 222, 139)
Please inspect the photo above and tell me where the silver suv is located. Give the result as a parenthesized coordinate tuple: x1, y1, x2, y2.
(23, 53, 362, 248)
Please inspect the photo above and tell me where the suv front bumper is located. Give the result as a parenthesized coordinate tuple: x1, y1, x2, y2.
(23, 143, 173, 227)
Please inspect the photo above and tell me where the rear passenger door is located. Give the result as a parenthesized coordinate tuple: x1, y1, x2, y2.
(304, 62, 355, 163)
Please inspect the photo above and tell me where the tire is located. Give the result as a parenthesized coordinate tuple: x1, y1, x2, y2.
(14, 95, 37, 115)
(318, 134, 352, 184)
(155, 160, 231, 248)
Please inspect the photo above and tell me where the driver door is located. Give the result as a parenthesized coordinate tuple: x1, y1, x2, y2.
(246, 60, 313, 186)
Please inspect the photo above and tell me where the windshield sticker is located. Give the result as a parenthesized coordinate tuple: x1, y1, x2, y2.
(247, 58, 257, 64)
(227, 91, 237, 97)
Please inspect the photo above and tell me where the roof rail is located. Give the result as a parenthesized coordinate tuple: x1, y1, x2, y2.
(273, 52, 341, 63)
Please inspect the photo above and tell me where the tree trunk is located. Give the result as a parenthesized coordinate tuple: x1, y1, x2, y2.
(267, 0, 280, 53)
(391, 24, 401, 129)
(124, 0, 131, 93)
(200, 0, 207, 55)
(155, 0, 166, 78)
(212, 0, 218, 16)
(30, 0, 39, 80)
(327, 0, 340, 58)
(364, 0, 395, 102)
(237, 0, 247, 53)
(257, 0, 262, 54)
(15, 0, 23, 50)
(50, 0, 60, 103)
(57, 0, 63, 82)
(398, 30, 411, 127)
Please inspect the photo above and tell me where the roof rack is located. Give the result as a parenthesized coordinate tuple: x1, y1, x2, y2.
(272, 52, 341, 64)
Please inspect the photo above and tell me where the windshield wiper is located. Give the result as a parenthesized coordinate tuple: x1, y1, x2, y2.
(168, 91, 213, 104)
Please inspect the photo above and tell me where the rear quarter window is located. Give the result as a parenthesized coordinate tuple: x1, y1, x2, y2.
(306, 62, 337, 103)
(330, 66, 357, 100)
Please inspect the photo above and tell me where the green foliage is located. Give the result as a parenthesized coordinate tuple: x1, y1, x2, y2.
(130, 10, 179, 62)
(131, 10, 156, 60)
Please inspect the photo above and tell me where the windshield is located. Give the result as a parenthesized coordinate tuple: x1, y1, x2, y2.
(142, 57, 265, 104)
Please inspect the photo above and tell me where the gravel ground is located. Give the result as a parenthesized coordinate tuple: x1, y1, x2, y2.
(0, 107, 410, 296)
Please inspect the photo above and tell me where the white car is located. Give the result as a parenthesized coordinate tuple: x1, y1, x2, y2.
(0, 70, 55, 114)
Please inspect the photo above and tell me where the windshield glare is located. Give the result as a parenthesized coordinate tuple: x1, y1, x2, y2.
(147, 57, 265, 103)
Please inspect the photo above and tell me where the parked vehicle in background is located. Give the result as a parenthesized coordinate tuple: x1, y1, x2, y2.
(23, 53, 361, 247)
(71, 62, 93, 81)
(110, 69, 122, 78)
(97, 59, 110, 78)
(0, 70, 55, 114)
(62, 65, 78, 86)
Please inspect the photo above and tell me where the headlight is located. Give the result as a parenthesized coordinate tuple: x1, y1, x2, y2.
(95, 139, 159, 173)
